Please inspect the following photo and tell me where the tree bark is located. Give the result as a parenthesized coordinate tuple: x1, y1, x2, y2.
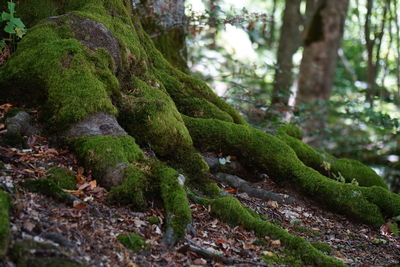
(295, 0, 349, 146)
(271, 0, 303, 107)
(136, 0, 188, 71)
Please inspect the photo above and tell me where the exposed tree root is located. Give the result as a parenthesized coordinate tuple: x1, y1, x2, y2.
(214, 172, 295, 204)
(184, 116, 400, 226)
(188, 193, 345, 266)
(179, 239, 269, 266)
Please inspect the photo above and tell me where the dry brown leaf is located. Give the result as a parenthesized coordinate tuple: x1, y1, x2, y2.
(73, 201, 88, 210)
(271, 239, 281, 246)
(266, 200, 279, 208)
(193, 258, 207, 265)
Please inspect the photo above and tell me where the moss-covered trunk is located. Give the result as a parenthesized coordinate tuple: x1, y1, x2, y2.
(0, 0, 399, 265)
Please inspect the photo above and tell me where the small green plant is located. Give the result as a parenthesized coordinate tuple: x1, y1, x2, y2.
(0, 1, 26, 51)
(333, 171, 346, 183)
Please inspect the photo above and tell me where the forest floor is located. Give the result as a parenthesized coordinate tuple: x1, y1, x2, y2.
(0, 108, 400, 266)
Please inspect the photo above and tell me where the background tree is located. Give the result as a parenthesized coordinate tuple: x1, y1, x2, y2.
(295, 0, 349, 146)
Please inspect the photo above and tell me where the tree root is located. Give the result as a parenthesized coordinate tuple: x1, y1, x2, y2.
(188, 193, 345, 266)
(179, 239, 269, 266)
(183, 116, 400, 225)
(214, 172, 295, 204)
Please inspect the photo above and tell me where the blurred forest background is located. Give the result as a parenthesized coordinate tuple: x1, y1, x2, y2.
(182, 0, 400, 192)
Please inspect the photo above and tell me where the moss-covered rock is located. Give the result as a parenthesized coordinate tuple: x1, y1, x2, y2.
(22, 179, 74, 204)
(70, 135, 143, 189)
(46, 167, 76, 190)
(10, 239, 84, 267)
(117, 233, 149, 252)
(0, 190, 11, 258)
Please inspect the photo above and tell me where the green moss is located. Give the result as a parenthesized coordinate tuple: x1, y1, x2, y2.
(277, 129, 387, 189)
(21, 179, 73, 204)
(183, 116, 399, 225)
(117, 233, 149, 252)
(147, 216, 160, 224)
(292, 225, 320, 238)
(0, 190, 10, 258)
(5, 107, 25, 119)
(276, 124, 303, 140)
(11, 239, 83, 267)
(331, 158, 387, 188)
(71, 135, 143, 179)
(392, 222, 399, 236)
(310, 242, 332, 254)
(46, 167, 76, 190)
(152, 164, 191, 239)
(1, 132, 27, 148)
(107, 164, 147, 209)
(209, 197, 344, 266)
(0, 21, 118, 130)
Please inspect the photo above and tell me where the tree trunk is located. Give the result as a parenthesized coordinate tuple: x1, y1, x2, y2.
(271, 0, 303, 107)
(136, 0, 188, 71)
(295, 0, 349, 146)
(0, 1, 399, 265)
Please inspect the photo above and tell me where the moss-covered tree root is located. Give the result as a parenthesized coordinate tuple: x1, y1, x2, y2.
(276, 124, 387, 188)
(190, 195, 344, 266)
(184, 116, 400, 225)
(0, 190, 11, 258)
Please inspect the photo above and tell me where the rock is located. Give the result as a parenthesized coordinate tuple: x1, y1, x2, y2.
(66, 112, 127, 138)
(46, 14, 121, 71)
(5, 111, 38, 136)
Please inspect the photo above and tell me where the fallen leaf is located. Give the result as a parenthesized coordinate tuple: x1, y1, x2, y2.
(266, 200, 279, 208)
(193, 258, 207, 265)
(73, 201, 88, 210)
(224, 187, 237, 194)
(0, 103, 13, 112)
(271, 240, 281, 246)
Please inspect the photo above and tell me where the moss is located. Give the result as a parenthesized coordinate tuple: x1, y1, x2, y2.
(0, 19, 118, 130)
(392, 222, 399, 236)
(276, 124, 303, 140)
(151, 28, 188, 71)
(209, 197, 344, 266)
(292, 225, 320, 238)
(71, 135, 143, 179)
(331, 158, 387, 188)
(107, 164, 148, 209)
(183, 116, 399, 225)
(11, 239, 83, 267)
(5, 107, 26, 119)
(277, 128, 387, 189)
(46, 167, 76, 190)
(117, 233, 149, 252)
(16, 0, 60, 27)
(0, 191, 10, 258)
(147, 216, 160, 225)
(152, 164, 191, 239)
(310, 241, 332, 254)
(1, 132, 27, 148)
(21, 179, 73, 204)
